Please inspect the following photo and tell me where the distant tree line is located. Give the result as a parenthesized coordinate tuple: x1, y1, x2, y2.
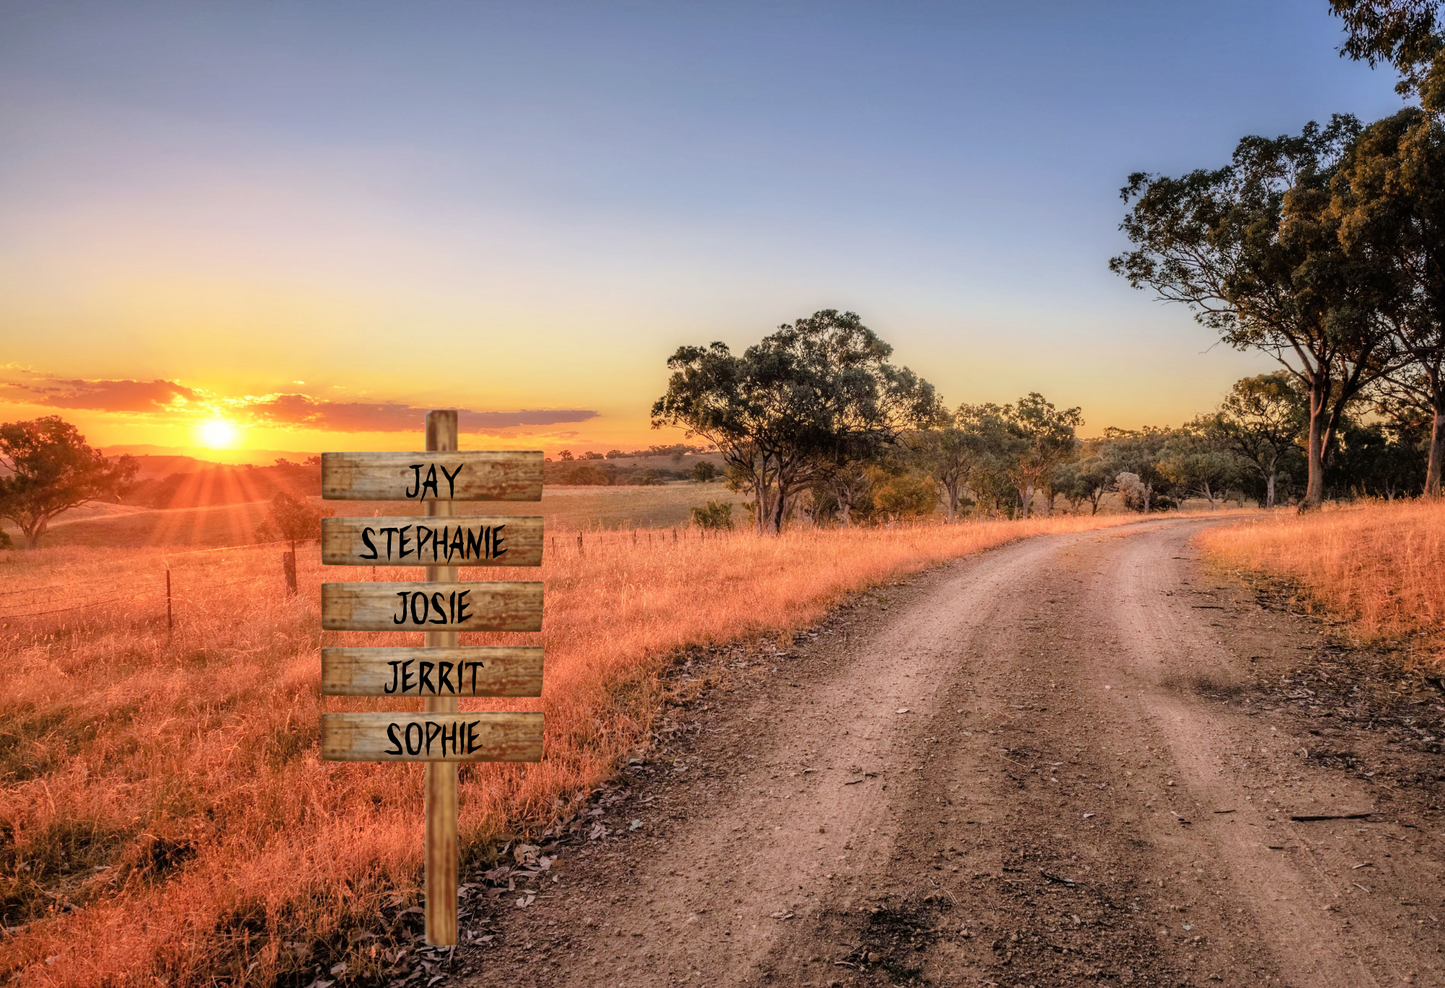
(653, 310, 1439, 536)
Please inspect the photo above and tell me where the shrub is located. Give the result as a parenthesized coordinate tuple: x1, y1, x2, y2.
(690, 500, 734, 530)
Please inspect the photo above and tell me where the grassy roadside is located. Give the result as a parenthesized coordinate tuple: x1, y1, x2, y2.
(1196, 500, 1445, 671)
(1, 512, 1150, 986)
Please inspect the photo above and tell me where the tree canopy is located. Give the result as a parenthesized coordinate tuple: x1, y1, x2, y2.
(651, 310, 936, 534)
(1331, 107, 1445, 494)
(1111, 116, 1400, 506)
(0, 416, 137, 548)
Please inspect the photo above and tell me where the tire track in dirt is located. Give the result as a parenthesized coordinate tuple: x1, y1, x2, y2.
(461, 518, 1444, 987)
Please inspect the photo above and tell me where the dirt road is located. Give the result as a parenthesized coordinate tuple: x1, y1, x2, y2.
(461, 518, 1445, 987)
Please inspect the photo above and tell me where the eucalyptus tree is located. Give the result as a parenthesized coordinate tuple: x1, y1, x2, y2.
(1003, 393, 1082, 517)
(1209, 373, 1309, 507)
(1099, 427, 1175, 513)
(651, 310, 935, 535)
(1112, 117, 1400, 506)
(0, 416, 137, 547)
(1330, 0, 1444, 101)
(1052, 449, 1115, 515)
(1331, 108, 1445, 494)
(913, 402, 1020, 522)
(1158, 423, 1245, 509)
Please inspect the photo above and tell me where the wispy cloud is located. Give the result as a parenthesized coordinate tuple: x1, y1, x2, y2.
(0, 372, 597, 434)
(245, 394, 598, 432)
(1, 377, 198, 412)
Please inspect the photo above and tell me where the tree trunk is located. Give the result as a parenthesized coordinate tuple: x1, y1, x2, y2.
(1426, 407, 1445, 498)
(1304, 376, 1328, 508)
(1265, 468, 1276, 510)
(22, 516, 46, 549)
(1202, 482, 1216, 510)
(1021, 484, 1034, 519)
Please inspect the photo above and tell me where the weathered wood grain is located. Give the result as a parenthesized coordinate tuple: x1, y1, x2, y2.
(320, 581, 542, 631)
(321, 646, 544, 696)
(321, 451, 542, 501)
(423, 410, 460, 947)
(321, 711, 544, 762)
(321, 516, 543, 567)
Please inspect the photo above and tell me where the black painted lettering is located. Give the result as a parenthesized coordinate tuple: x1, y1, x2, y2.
(406, 464, 423, 498)
(385, 723, 403, 755)
(398, 525, 412, 559)
(385, 660, 401, 694)
(382, 527, 398, 558)
(405, 722, 423, 756)
(430, 591, 447, 625)
(455, 589, 472, 624)
(393, 592, 410, 625)
(410, 592, 428, 624)
(465, 527, 483, 560)
(465, 719, 482, 754)
(447, 527, 463, 563)
(493, 525, 506, 558)
(467, 661, 482, 693)
(441, 463, 463, 498)
(421, 465, 439, 500)
(360, 527, 378, 560)
(440, 719, 458, 756)
(416, 526, 433, 560)
(424, 721, 442, 755)
(401, 660, 416, 693)
(438, 661, 455, 693)
(419, 661, 435, 693)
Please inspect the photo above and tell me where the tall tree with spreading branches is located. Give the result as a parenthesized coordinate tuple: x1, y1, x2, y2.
(1331, 107, 1445, 494)
(0, 416, 137, 548)
(1111, 116, 1400, 506)
(1210, 373, 1309, 508)
(652, 311, 936, 535)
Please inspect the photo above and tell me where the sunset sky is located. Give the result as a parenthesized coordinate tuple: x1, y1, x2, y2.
(0, 1, 1407, 459)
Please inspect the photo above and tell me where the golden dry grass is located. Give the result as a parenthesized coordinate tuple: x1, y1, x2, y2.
(1, 512, 1145, 986)
(1197, 499, 1445, 668)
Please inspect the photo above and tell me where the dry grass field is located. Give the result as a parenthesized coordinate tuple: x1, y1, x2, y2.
(15, 482, 748, 550)
(0, 510, 1168, 986)
(1197, 499, 1445, 669)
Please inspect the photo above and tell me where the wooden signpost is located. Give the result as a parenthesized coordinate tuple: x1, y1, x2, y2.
(320, 411, 544, 946)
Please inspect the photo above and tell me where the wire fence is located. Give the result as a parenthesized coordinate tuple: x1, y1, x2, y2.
(0, 518, 961, 627)
(0, 538, 309, 626)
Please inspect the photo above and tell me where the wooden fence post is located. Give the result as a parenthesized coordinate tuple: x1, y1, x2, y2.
(165, 567, 173, 631)
(283, 548, 298, 596)
(424, 410, 459, 947)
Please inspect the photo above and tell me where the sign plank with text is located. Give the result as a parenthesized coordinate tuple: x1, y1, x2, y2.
(322, 712, 543, 762)
(321, 646, 544, 697)
(321, 580, 542, 631)
(321, 451, 543, 501)
(321, 516, 543, 566)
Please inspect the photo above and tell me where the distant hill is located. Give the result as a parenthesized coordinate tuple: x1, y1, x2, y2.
(112, 454, 214, 481)
(123, 461, 320, 509)
(101, 444, 319, 466)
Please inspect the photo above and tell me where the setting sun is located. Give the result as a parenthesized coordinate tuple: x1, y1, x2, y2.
(197, 418, 239, 449)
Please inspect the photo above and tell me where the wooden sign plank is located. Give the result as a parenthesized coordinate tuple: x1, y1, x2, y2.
(321, 516, 543, 567)
(321, 581, 542, 631)
(321, 711, 543, 762)
(321, 646, 544, 697)
(321, 451, 542, 502)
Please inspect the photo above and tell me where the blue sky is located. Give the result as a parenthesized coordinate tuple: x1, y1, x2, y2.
(0, 1, 1411, 451)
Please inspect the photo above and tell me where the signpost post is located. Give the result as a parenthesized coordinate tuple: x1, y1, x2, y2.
(320, 410, 544, 946)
